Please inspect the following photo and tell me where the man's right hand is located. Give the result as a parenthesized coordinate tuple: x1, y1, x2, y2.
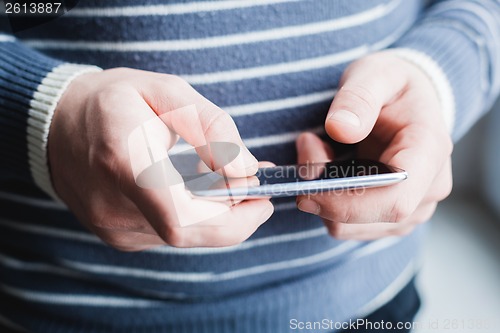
(48, 68, 274, 251)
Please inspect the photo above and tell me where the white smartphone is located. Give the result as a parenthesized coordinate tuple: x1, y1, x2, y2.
(183, 159, 407, 198)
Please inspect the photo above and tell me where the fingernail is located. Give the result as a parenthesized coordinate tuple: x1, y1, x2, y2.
(298, 200, 320, 215)
(328, 109, 360, 127)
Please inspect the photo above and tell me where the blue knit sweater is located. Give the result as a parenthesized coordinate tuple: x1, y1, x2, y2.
(0, 1, 499, 332)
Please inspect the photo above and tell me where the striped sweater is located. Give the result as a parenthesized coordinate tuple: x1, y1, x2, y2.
(0, 0, 499, 332)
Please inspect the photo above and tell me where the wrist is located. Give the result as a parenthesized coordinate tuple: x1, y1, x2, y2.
(29, 64, 102, 200)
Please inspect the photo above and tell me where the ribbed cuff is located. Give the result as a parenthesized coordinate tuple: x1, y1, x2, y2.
(27, 64, 102, 200)
(384, 48, 456, 134)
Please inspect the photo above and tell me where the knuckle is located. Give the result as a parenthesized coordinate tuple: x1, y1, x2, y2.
(441, 135, 454, 156)
(160, 74, 191, 99)
(339, 84, 378, 111)
(99, 232, 129, 250)
(87, 210, 111, 230)
(387, 200, 414, 223)
(431, 168, 453, 203)
(235, 227, 255, 244)
(163, 74, 188, 87)
(148, 74, 191, 112)
(94, 83, 132, 111)
(419, 204, 438, 224)
(327, 222, 346, 239)
(440, 171, 454, 201)
(439, 182, 453, 201)
(225, 234, 249, 247)
(161, 227, 185, 248)
(93, 148, 121, 181)
(201, 108, 235, 139)
(86, 135, 125, 182)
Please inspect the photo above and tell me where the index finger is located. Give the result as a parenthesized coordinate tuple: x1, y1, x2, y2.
(144, 77, 258, 178)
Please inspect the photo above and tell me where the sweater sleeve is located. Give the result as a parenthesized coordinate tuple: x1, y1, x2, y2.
(0, 34, 101, 199)
(388, 0, 500, 141)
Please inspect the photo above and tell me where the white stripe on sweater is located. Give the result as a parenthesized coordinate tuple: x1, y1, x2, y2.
(65, 0, 301, 17)
(0, 34, 15, 42)
(242, 125, 324, 149)
(0, 284, 159, 307)
(356, 260, 417, 318)
(347, 236, 401, 261)
(0, 218, 99, 242)
(0, 214, 329, 256)
(430, 0, 500, 93)
(0, 253, 85, 279)
(0, 237, 400, 285)
(23, 0, 401, 52)
(181, 22, 410, 85)
(0, 237, 404, 306)
(0, 253, 190, 300)
(432, 0, 500, 53)
(225, 89, 336, 117)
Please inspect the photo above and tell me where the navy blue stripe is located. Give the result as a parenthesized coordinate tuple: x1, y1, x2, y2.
(17, 0, 391, 41)
(28, 19, 399, 74)
(194, 66, 343, 107)
(1, 43, 61, 73)
(0, 207, 330, 265)
(0, 199, 83, 230)
(0, 227, 357, 299)
(0, 232, 420, 333)
(0, 258, 142, 297)
(0, 91, 31, 121)
(19, 0, 414, 76)
(233, 102, 330, 137)
(249, 135, 350, 164)
(0, 42, 62, 187)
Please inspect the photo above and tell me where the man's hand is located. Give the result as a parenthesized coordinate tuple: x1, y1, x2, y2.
(48, 68, 273, 251)
(296, 52, 453, 240)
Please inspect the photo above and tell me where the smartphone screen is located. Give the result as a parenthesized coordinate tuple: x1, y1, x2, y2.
(184, 159, 407, 198)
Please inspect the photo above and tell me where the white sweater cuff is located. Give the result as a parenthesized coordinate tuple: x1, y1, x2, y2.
(27, 64, 102, 201)
(385, 48, 456, 134)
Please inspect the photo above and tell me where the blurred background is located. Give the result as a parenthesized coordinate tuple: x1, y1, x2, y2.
(415, 98, 500, 332)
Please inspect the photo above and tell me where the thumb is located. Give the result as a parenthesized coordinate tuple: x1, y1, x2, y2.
(148, 77, 258, 178)
(325, 55, 408, 144)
